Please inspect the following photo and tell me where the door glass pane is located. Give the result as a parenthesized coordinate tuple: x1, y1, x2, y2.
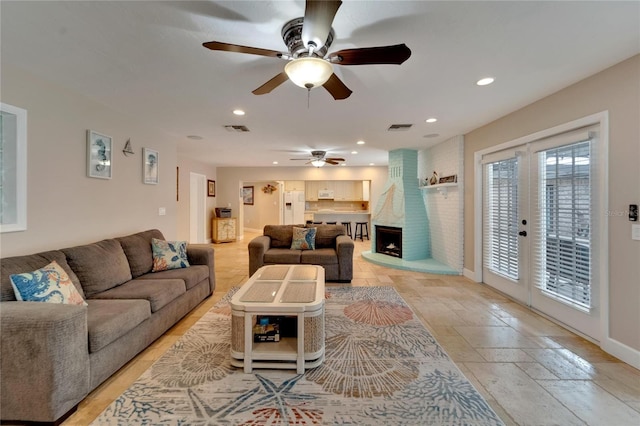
(536, 141, 591, 308)
(484, 158, 519, 280)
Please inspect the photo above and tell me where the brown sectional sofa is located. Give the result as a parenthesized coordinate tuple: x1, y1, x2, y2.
(0, 229, 215, 424)
(249, 224, 353, 282)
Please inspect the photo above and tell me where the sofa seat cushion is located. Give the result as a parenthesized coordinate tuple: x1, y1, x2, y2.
(117, 229, 165, 278)
(89, 279, 186, 313)
(62, 239, 132, 298)
(264, 248, 301, 264)
(301, 248, 339, 265)
(86, 299, 151, 353)
(136, 265, 208, 290)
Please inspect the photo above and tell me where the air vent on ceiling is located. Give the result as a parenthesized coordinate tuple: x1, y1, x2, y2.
(387, 123, 413, 131)
(224, 125, 250, 132)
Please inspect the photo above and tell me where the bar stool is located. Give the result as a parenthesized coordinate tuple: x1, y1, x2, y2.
(354, 221, 369, 241)
(305, 220, 313, 226)
(341, 221, 353, 238)
(312, 221, 323, 225)
(326, 221, 337, 225)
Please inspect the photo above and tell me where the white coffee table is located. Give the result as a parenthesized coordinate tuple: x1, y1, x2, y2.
(230, 264, 325, 373)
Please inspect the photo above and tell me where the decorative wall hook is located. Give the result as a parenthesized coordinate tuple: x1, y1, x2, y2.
(123, 139, 134, 156)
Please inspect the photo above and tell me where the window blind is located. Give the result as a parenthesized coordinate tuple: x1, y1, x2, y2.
(484, 158, 519, 281)
(533, 140, 592, 308)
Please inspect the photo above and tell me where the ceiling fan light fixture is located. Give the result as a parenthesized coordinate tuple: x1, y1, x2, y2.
(311, 159, 326, 167)
(285, 57, 333, 89)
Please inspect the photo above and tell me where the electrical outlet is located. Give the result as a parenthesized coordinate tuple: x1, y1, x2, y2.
(158, 207, 166, 216)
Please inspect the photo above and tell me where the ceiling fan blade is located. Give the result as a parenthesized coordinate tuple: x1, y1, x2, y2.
(325, 159, 340, 165)
(325, 157, 345, 162)
(203, 41, 283, 58)
(252, 72, 289, 95)
(328, 43, 411, 65)
(302, 0, 342, 50)
(322, 73, 352, 100)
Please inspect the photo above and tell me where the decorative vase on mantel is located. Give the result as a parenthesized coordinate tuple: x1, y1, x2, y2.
(429, 171, 438, 185)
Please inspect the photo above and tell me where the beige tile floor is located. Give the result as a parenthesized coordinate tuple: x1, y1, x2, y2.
(62, 231, 639, 426)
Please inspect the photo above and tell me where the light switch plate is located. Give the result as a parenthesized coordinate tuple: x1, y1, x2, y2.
(158, 207, 166, 216)
(632, 224, 640, 241)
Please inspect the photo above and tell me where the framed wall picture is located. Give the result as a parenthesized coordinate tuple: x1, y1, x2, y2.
(242, 186, 254, 205)
(207, 179, 216, 197)
(87, 130, 112, 179)
(143, 148, 159, 184)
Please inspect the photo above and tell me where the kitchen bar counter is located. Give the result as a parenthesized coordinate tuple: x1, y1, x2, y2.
(309, 211, 370, 225)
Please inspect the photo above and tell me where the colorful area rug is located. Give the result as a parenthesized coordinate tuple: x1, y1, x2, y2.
(92, 286, 504, 425)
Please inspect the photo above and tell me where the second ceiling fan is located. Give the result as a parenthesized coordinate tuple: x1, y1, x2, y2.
(203, 0, 411, 100)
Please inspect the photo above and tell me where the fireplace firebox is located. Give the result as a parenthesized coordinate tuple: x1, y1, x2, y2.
(376, 226, 402, 258)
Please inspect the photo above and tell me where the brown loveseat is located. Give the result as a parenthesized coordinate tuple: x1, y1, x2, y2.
(0, 229, 215, 424)
(248, 224, 353, 282)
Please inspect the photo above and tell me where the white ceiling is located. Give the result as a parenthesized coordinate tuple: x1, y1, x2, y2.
(2, 1, 638, 167)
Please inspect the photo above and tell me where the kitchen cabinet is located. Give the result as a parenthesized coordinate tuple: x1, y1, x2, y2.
(284, 180, 305, 191)
(305, 181, 319, 201)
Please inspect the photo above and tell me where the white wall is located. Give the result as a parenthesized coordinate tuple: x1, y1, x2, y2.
(1, 65, 179, 257)
(419, 136, 464, 272)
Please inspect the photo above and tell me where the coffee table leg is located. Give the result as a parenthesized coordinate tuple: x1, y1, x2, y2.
(297, 313, 304, 374)
(244, 313, 253, 373)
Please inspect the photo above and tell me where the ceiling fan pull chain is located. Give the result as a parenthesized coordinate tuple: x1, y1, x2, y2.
(307, 87, 311, 109)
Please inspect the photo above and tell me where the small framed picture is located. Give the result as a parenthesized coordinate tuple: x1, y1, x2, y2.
(438, 174, 458, 184)
(207, 179, 216, 197)
(87, 130, 112, 179)
(143, 148, 159, 185)
(242, 186, 254, 205)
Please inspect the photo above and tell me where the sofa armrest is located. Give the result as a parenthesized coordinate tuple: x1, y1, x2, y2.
(336, 235, 354, 282)
(249, 235, 271, 277)
(0, 302, 90, 422)
(187, 244, 215, 294)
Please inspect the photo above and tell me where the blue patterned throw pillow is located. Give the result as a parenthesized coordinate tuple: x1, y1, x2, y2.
(10, 260, 87, 306)
(151, 238, 190, 272)
(291, 226, 316, 250)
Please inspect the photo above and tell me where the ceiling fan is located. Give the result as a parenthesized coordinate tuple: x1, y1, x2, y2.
(290, 150, 345, 167)
(202, 0, 411, 100)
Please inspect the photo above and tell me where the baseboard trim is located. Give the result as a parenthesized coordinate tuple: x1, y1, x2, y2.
(601, 336, 640, 369)
(463, 268, 480, 282)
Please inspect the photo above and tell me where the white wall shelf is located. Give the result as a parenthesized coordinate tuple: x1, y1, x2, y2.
(420, 182, 457, 198)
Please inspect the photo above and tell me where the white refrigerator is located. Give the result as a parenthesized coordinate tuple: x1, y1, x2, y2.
(283, 190, 306, 225)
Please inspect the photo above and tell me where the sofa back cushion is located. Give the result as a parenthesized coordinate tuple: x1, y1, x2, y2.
(62, 239, 132, 297)
(117, 229, 165, 278)
(310, 224, 346, 249)
(263, 224, 304, 248)
(0, 251, 84, 301)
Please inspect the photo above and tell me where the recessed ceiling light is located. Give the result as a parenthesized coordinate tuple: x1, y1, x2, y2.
(476, 77, 494, 86)
(340, 163, 346, 166)
(356, 140, 365, 145)
(423, 133, 440, 138)
(187, 135, 203, 140)
(233, 109, 245, 116)
(351, 151, 358, 154)
(425, 118, 437, 123)
(272, 161, 278, 165)
(369, 163, 375, 166)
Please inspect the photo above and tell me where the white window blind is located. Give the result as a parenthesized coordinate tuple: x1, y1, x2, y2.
(484, 158, 519, 281)
(533, 139, 592, 308)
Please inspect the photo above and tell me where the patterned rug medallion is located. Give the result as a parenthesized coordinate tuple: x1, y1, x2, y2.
(92, 286, 504, 425)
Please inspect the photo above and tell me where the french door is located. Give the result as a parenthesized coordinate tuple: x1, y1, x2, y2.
(482, 126, 601, 340)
